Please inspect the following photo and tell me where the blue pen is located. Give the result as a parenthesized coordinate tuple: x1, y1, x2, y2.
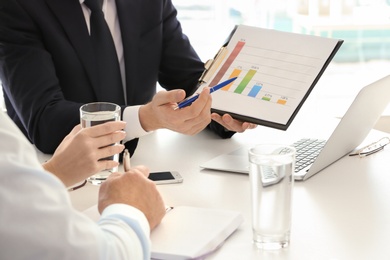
(176, 77, 238, 109)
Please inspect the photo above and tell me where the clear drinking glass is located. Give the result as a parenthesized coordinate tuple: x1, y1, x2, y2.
(80, 102, 121, 185)
(248, 144, 295, 250)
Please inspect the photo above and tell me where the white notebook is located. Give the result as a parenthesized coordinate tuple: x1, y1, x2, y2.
(83, 205, 243, 260)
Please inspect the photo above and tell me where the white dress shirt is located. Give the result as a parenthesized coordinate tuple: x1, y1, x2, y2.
(80, 0, 150, 142)
(0, 111, 151, 259)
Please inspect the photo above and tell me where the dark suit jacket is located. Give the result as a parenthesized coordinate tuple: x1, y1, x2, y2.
(0, 0, 233, 154)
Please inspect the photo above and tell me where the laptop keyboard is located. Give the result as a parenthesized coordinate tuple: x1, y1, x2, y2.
(291, 138, 327, 173)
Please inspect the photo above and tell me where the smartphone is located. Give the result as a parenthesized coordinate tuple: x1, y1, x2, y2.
(148, 171, 183, 184)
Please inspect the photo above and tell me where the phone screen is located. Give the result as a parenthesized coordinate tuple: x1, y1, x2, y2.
(148, 171, 175, 181)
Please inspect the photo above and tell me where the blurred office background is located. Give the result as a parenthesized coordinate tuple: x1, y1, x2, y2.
(2, 0, 390, 130)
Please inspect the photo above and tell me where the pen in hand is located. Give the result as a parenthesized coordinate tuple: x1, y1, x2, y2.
(123, 149, 131, 172)
(175, 77, 238, 110)
(124, 148, 174, 213)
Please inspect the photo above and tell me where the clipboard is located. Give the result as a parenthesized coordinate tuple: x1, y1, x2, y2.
(197, 25, 344, 130)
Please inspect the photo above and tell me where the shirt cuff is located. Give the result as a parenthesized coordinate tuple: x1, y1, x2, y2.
(100, 204, 151, 259)
(123, 106, 151, 141)
(101, 203, 150, 236)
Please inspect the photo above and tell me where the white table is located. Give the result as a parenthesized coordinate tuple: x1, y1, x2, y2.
(40, 114, 390, 259)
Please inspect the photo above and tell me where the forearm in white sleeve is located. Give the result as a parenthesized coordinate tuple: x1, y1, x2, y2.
(0, 111, 151, 260)
(123, 106, 151, 141)
(98, 204, 151, 260)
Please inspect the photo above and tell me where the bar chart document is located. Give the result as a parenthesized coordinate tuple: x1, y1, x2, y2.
(200, 25, 343, 130)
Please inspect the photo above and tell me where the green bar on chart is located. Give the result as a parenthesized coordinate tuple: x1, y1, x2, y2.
(234, 69, 256, 94)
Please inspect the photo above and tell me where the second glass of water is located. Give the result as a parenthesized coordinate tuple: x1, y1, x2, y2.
(80, 102, 121, 185)
(248, 144, 295, 250)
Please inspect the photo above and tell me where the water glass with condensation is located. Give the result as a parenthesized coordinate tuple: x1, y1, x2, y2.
(80, 102, 121, 185)
(248, 144, 295, 250)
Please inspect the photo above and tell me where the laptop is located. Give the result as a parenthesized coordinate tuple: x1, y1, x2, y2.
(200, 75, 390, 181)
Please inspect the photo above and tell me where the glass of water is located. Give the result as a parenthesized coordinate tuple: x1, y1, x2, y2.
(80, 102, 121, 185)
(248, 144, 295, 250)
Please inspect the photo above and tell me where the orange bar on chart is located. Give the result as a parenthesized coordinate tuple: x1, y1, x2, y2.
(223, 69, 242, 90)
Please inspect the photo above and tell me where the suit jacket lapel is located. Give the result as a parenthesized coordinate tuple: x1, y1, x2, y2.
(45, 0, 101, 99)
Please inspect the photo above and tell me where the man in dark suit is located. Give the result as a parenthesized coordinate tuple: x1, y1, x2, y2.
(0, 0, 255, 155)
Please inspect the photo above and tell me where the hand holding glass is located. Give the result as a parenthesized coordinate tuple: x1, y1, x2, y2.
(249, 144, 295, 250)
(80, 102, 121, 185)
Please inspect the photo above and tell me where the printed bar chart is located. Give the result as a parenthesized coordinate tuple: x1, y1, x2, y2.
(209, 31, 326, 108)
(210, 39, 294, 106)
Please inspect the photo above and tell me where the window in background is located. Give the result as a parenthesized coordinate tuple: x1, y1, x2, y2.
(173, 0, 390, 117)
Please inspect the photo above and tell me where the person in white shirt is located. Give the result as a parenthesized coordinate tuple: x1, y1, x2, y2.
(0, 111, 166, 259)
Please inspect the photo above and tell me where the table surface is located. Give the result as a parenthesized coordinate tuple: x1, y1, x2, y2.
(36, 114, 390, 260)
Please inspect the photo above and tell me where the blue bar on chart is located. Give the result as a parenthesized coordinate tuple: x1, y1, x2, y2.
(248, 84, 262, 97)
